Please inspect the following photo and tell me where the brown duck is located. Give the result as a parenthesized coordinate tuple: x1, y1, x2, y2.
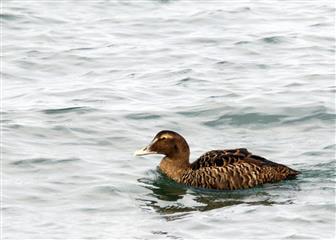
(134, 130, 300, 190)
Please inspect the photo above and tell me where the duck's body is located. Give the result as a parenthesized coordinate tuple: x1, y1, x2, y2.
(160, 148, 299, 190)
(135, 130, 299, 190)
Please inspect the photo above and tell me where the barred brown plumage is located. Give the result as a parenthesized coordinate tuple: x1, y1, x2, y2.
(134, 130, 300, 190)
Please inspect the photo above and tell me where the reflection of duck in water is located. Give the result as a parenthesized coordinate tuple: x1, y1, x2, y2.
(135, 130, 300, 190)
(138, 170, 291, 216)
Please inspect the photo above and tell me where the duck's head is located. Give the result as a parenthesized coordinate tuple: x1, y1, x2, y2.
(134, 130, 190, 161)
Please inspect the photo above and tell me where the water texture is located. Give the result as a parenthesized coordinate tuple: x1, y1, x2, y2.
(2, 0, 335, 239)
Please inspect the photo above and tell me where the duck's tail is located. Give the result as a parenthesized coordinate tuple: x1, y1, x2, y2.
(286, 168, 301, 180)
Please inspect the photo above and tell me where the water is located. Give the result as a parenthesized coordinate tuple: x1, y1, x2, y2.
(2, 0, 335, 239)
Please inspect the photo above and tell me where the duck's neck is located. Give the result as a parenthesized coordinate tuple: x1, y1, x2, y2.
(159, 156, 191, 182)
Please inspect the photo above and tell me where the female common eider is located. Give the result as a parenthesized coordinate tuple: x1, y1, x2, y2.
(134, 130, 300, 190)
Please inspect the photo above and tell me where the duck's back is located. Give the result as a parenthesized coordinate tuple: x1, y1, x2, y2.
(180, 148, 299, 190)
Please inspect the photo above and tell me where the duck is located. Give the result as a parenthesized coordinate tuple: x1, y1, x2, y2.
(134, 130, 300, 190)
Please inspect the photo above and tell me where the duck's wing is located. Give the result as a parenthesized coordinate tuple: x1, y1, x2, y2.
(187, 148, 299, 190)
(191, 148, 300, 179)
(191, 148, 295, 170)
(190, 148, 254, 170)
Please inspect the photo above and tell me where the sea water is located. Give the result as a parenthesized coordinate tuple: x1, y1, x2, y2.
(2, 0, 335, 239)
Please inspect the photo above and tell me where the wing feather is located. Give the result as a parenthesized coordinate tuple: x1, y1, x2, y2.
(184, 148, 299, 189)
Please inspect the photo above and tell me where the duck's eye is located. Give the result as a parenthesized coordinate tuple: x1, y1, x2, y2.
(161, 137, 166, 140)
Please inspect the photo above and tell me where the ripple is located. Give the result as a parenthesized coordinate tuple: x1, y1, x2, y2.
(126, 113, 162, 120)
(283, 112, 335, 124)
(261, 36, 287, 44)
(93, 185, 121, 195)
(10, 157, 80, 167)
(323, 144, 335, 150)
(41, 107, 94, 115)
(0, 13, 23, 21)
(234, 40, 250, 45)
(204, 113, 287, 127)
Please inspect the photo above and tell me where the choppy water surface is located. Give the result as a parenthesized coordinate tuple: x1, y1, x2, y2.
(2, 0, 335, 239)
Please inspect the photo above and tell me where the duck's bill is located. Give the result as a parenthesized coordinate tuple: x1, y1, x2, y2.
(134, 146, 157, 156)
